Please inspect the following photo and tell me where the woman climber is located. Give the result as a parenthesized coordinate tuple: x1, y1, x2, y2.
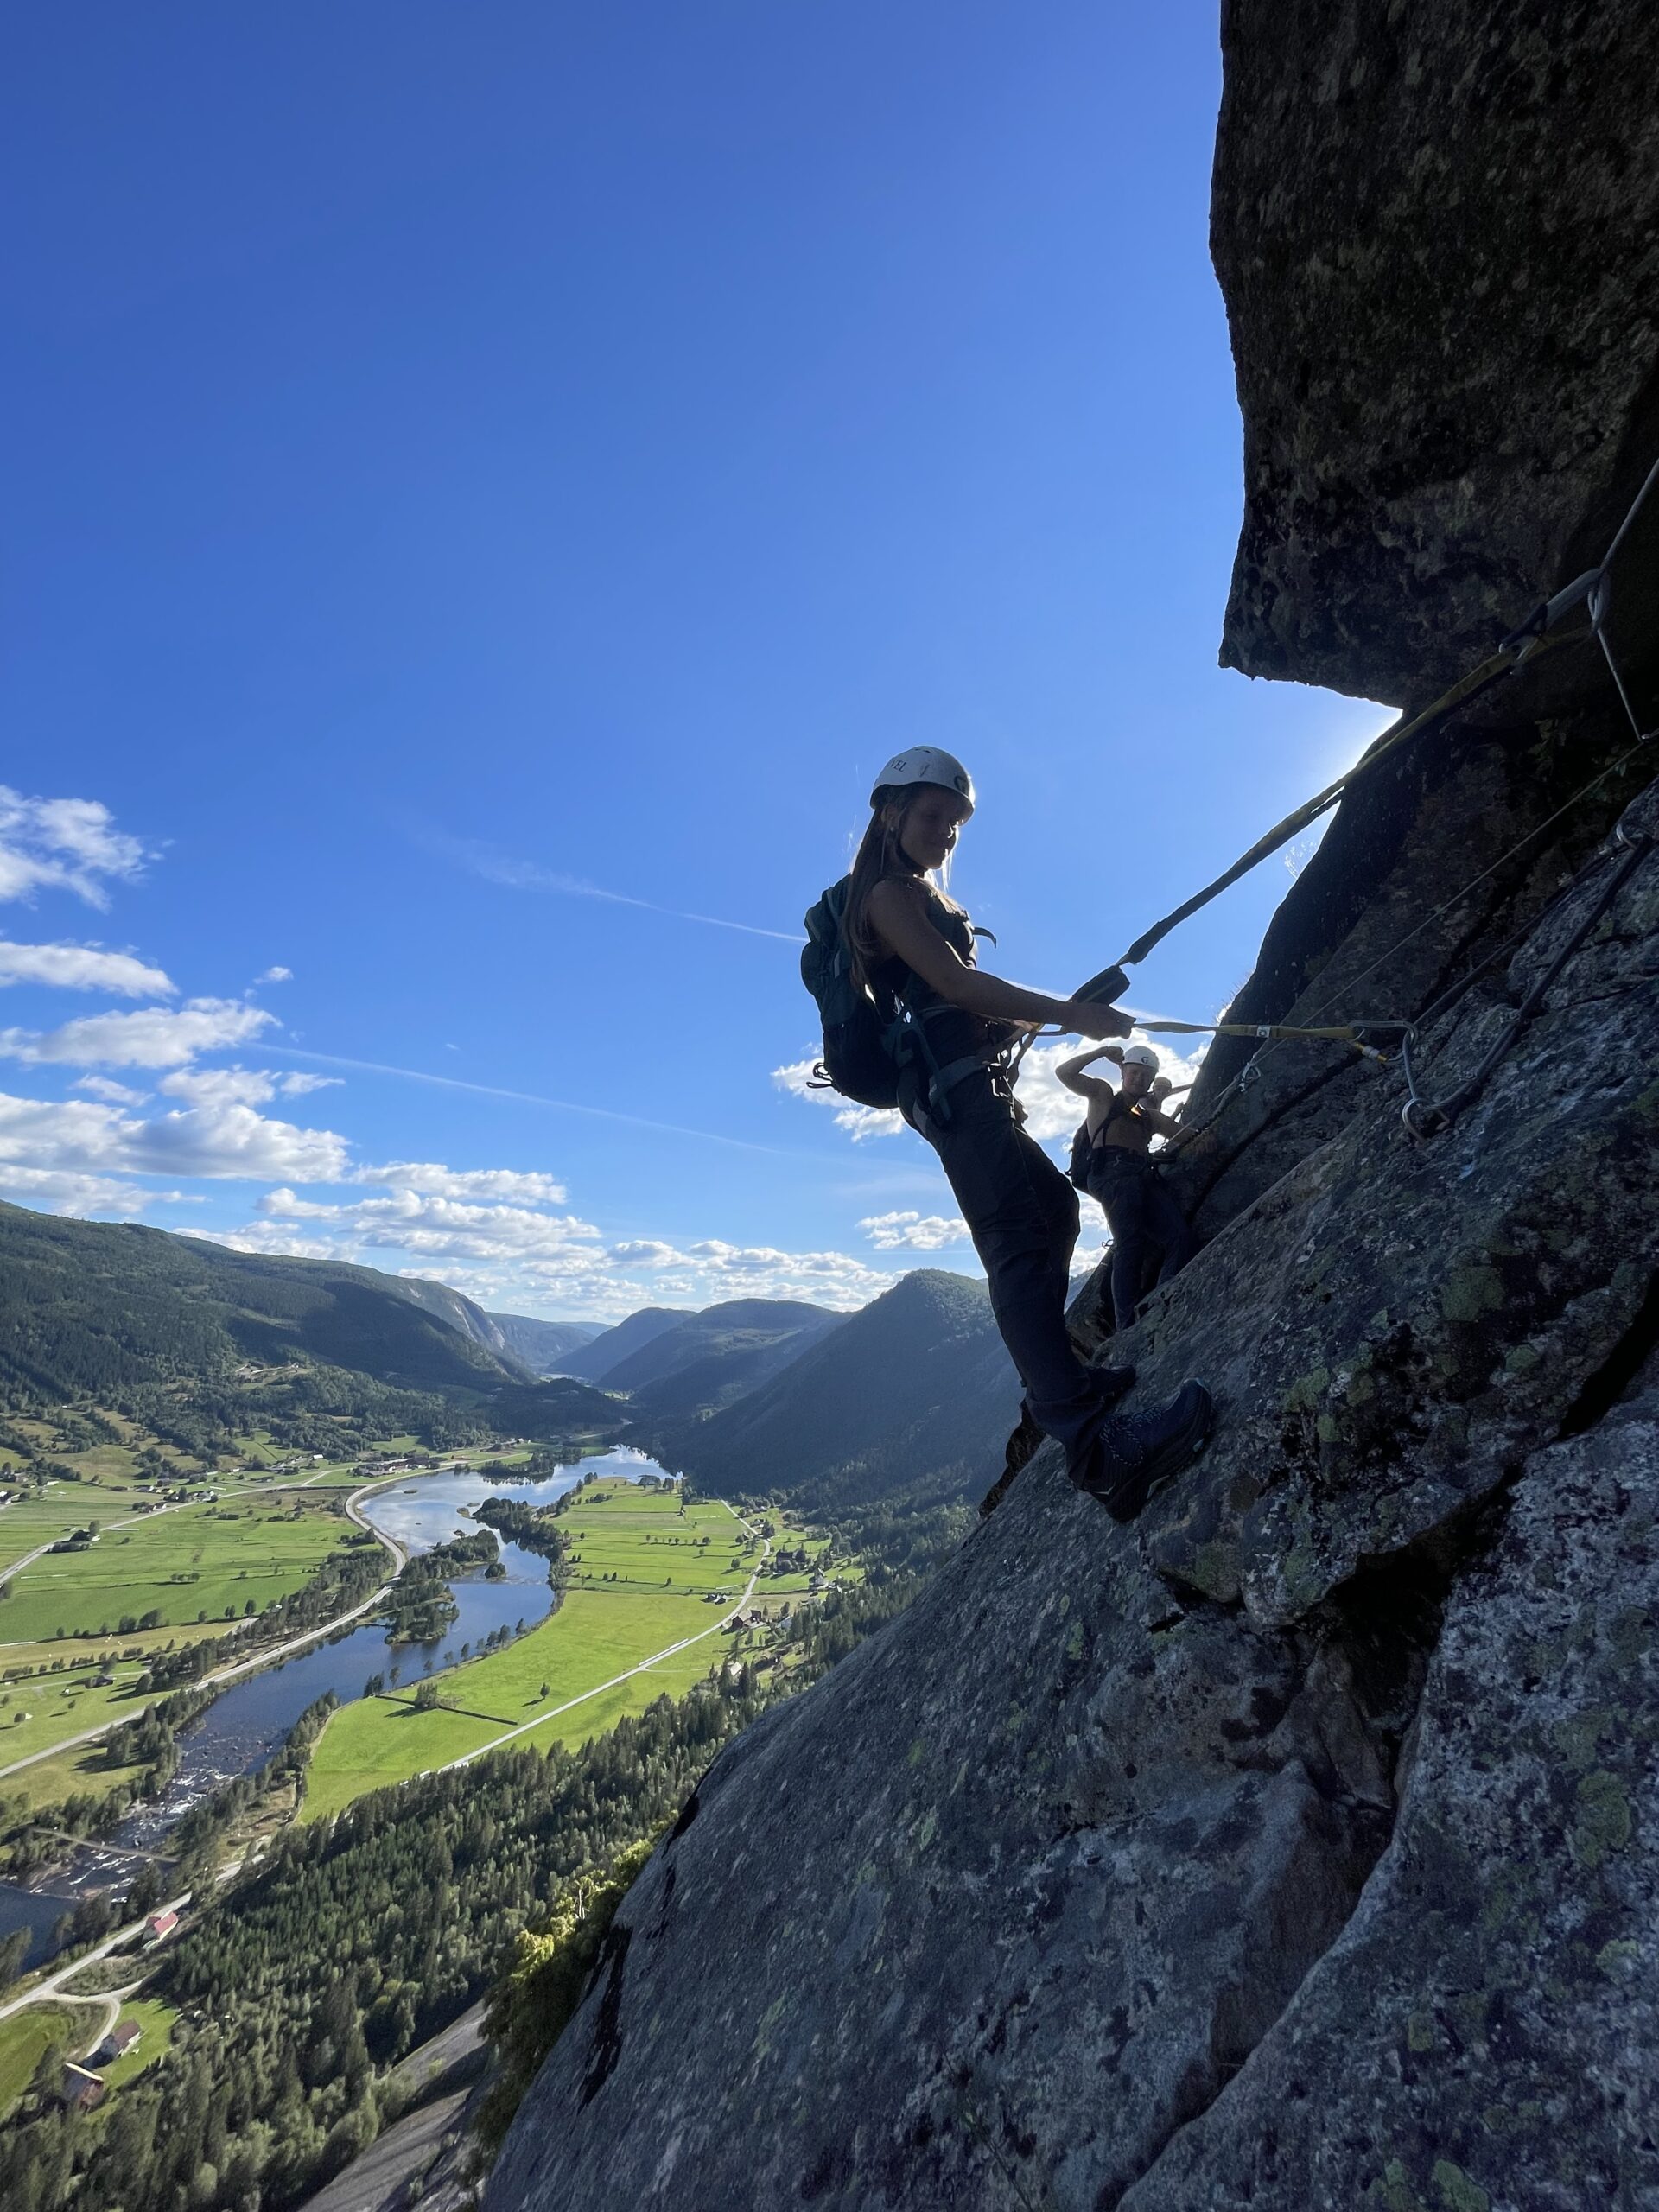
(1059, 1040, 1198, 1331)
(841, 747, 1213, 1521)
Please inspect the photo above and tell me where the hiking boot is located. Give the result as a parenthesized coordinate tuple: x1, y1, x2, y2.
(1085, 1344, 1135, 1408)
(1071, 1380, 1214, 1523)
(980, 1406, 1045, 1518)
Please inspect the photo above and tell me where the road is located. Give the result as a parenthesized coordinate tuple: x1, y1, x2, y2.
(72, 1977, 143, 2062)
(0, 1891, 191, 2028)
(0, 1476, 411, 1784)
(441, 1498, 767, 1772)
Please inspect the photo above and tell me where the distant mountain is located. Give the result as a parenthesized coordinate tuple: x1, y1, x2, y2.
(483, 1376, 626, 1440)
(601, 1299, 840, 1406)
(608, 1300, 845, 1423)
(483, 1313, 604, 1376)
(0, 1200, 524, 1404)
(658, 1271, 1017, 1509)
(555, 1307, 692, 1383)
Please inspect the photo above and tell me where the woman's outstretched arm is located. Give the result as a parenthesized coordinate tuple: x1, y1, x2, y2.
(867, 880, 1130, 1039)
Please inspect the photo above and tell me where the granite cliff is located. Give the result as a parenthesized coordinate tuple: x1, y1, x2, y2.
(486, 7, 1659, 2206)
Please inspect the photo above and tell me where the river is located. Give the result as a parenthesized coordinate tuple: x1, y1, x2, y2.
(0, 1446, 670, 1968)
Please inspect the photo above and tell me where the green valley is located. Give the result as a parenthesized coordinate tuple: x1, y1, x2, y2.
(301, 1478, 845, 1821)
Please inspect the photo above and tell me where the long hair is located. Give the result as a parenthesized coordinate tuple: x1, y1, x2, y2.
(844, 785, 960, 991)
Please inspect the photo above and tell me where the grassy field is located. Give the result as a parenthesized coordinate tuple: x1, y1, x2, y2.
(96, 1995, 178, 2091)
(302, 1481, 808, 1822)
(0, 2003, 93, 2114)
(0, 1493, 358, 1643)
(0, 1663, 153, 1770)
(0, 1741, 151, 1817)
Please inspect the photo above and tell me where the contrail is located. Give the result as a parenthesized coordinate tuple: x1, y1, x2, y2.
(428, 834, 804, 944)
(259, 1045, 823, 1160)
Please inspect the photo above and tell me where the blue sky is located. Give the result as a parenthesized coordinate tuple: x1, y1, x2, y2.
(0, 3, 1385, 1320)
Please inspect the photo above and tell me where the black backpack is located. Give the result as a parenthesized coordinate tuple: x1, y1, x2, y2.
(801, 876, 907, 1109)
(1067, 1119, 1096, 1189)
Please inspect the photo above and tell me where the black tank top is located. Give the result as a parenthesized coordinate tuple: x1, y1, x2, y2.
(868, 881, 996, 1066)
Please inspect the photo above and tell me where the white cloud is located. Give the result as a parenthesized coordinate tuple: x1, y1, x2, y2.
(859, 1210, 971, 1251)
(773, 1031, 1207, 1151)
(257, 1184, 601, 1262)
(771, 1053, 904, 1141)
(607, 1235, 893, 1304)
(196, 1225, 342, 1262)
(213, 1185, 906, 1318)
(0, 997, 276, 1070)
(0, 942, 175, 997)
(0, 788, 150, 909)
(0, 1166, 199, 1217)
(358, 1160, 568, 1205)
(72, 1074, 149, 1105)
(1012, 1031, 1206, 1144)
(133, 1103, 351, 1182)
(257, 965, 294, 984)
(159, 1065, 281, 1109)
(0, 1087, 352, 1185)
(157, 1065, 337, 1109)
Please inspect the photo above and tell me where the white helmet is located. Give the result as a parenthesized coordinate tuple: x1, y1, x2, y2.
(869, 747, 975, 810)
(1121, 1043, 1160, 1071)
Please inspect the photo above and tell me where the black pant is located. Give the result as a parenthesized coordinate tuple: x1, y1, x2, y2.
(1089, 1154, 1197, 1331)
(902, 1067, 1100, 1461)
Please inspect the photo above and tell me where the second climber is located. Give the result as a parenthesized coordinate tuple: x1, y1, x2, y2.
(1059, 1040, 1198, 1332)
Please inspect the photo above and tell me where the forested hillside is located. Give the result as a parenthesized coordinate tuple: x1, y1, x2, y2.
(0, 1569, 925, 2212)
(0, 1202, 630, 1465)
(661, 1272, 1017, 1510)
(606, 1299, 844, 1422)
(0, 1203, 524, 1404)
(551, 1309, 689, 1383)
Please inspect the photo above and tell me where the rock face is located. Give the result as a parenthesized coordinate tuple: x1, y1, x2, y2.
(1213, 0, 1659, 702)
(486, 11, 1659, 2209)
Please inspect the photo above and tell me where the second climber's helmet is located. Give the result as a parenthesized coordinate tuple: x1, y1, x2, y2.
(1121, 1043, 1160, 1071)
(869, 747, 976, 810)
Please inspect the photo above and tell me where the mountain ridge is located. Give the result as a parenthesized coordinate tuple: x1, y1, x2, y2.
(658, 1271, 1016, 1509)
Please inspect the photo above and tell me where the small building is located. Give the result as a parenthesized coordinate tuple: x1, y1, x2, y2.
(147, 1909, 179, 1945)
(60, 2063, 106, 2111)
(98, 2019, 142, 2063)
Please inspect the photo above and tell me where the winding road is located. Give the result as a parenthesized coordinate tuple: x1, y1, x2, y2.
(0, 1891, 191, 2031)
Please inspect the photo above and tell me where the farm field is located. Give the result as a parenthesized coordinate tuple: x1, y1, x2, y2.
(95, 1997, 178, 2092)
(0, 1494, 359, 1643)
(0, 1740, 150, 1817)
(0, 2004, 92, 2115)
(0, 1664, 151, 1773)
(301, 1482, 784, 1821)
